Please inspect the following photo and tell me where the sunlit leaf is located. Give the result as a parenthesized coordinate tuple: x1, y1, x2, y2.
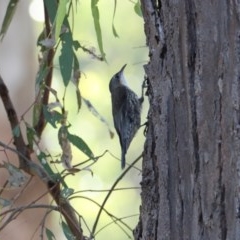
(55, 0, 69, 41)
(59, 32, 74, 86)
(67, 132, 94, 159)
(43, 105, 63, 128)
(134, 0, 142, 17)
(46, 228, 56, 240)
(91, 0, 106, 60)
(61, 221, 75, 240)
(0, 0, 19, 41)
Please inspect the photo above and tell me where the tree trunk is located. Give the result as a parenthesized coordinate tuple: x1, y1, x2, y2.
(135, 1, 240, 239)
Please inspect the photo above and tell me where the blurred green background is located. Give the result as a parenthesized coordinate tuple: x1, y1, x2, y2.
(32, 0, 148, 239)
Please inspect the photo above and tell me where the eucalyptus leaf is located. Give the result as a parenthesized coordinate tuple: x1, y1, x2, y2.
(46, 228, 56, 240)
(134, 0, 142, 17)
(61, 221, 75, 240)
(43, 105, 63, 128)
(112, 0, 119, 37)
(44, 0, 57, 24)
(91, 0, 106, 60)
(59, 31, 74, 87)
(0, 0, 19, 40)
(68, 132, 94, 159)
(55, 0, 69, 41)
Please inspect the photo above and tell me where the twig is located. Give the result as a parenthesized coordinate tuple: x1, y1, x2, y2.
(34, 3, 55, 136)
(90, 153, 142, 238)
(0, 75, 83, 239)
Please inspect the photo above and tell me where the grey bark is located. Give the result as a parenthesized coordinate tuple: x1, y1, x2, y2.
(135, 1, 240, 239)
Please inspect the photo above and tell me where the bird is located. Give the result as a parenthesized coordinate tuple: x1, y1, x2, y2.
(109, 64, 142, 169)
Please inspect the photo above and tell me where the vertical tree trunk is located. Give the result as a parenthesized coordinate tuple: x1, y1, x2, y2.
(135, 1, 240, 239)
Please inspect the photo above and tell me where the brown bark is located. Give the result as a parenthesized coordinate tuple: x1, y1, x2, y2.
(135, 1, 240, 239)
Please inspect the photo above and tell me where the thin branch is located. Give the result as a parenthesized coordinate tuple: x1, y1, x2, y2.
(0, 74, 83, 239)
(34, 2, 55, 136)
(70, 195, 133, 237)
(0, 75, 30, 170)
(90, 154, 142, 238)
(0, 204, 59, 231)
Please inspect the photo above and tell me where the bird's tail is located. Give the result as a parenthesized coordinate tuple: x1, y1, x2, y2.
(121, 150, 126, 169)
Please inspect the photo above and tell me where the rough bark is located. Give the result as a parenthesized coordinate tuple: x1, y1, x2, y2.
(135, 1, 240, 239)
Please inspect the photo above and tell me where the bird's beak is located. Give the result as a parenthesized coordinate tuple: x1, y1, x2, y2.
(119, 64, 127, 75)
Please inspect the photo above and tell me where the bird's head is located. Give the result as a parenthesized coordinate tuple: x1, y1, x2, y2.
(109, 64, 128, 93)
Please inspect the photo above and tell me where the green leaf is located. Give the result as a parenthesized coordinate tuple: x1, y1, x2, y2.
(43, 105, 63, 128)
(59, 31, 74, 87)
(112, 0, 119, 37)
(33, 102, 42, 128)
(61, 221, 75, 240)
(12, 125, 20, 137)
(73, 54, 81, 112)
(61, 187, 74, 198)
(73, 40, 81, 50)
(46, 228, 56, 240)
(36, 64, 49, 87)
(0, 0, 19, 41)
(91, 0, 106, 60)
(26, 123, 37, 148)
(67, 132, 94, 159)
(134, 0, 142, 17)
(55, 0, 69, 41)
(37, 151, 56, 178)
(44, 0, 57, 24)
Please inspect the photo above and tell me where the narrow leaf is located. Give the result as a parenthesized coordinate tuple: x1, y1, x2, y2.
(46, 228, 56, 240)
(91, 0, 106, 60)
(43, 105, 63, 128)
(0, 0, 19, 41)
(55, 0, 68, 41)
(36, 64, 49, 87)
(37, 151, 56, 179)
(26, 123, 37, 148)
(112, 0, 119, 37)
(73, 54, 81, 112)
(134, 0, 142, 17)
(44, 0, 57, 24)
(67, 132, 94, 159)
(59, 31, 74, 86)
(58, 126, 73, 169)
(61, 221, 75, 240)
